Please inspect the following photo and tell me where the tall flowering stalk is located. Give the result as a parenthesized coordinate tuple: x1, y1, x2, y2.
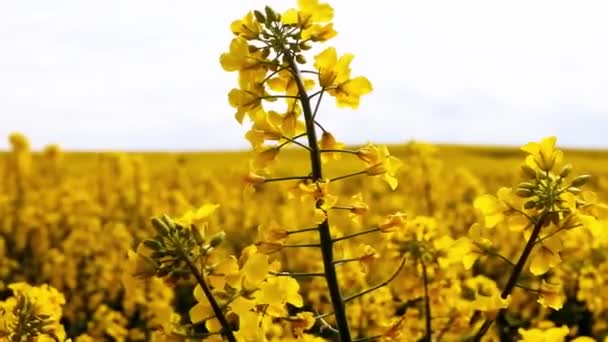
(470, 137, 606, 340)
(221, 1, 401, 341)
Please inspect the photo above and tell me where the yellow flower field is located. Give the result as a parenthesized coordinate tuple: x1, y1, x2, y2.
(0, 136, 607, 341)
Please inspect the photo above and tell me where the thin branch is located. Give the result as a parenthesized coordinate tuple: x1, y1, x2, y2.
(182, 254, 237, 342)
(333, 257, 361, 265)
(283, 243, 321, 248)
(260, 66, 289, 85)
(435, 315, 456, 342)
(264, 175, 311, 183)
(472, 212, 548, 341)
(308, 89, 324, 99)
(333, 227, 381, 243)
(260, 95, 300, 100)
(318, 317, 340, 335)
(535, 223, 581, 245)
(287, 227, 319, 235)
(514, 283, 540, 293)
(353, 335, 382, 342)
(320, 149, 360, 155)
(315, 311, 334, 320)
(270, 271, 324, 277)
(331, 206, 356, 211)
(312, 89, 324, 120)
(343, 257, 406, 303)
(314, 119, 328, 133)
(281, 135, 311, 151)
(278, 133, 307, 149)
(330, 170, 368, 183)
(421, 261, 432, 342)
(473, 242, 515, 267)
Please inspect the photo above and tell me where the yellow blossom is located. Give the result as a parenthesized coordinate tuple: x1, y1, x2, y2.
(230, 11, 261, 40)
(313, 47, 373, 108)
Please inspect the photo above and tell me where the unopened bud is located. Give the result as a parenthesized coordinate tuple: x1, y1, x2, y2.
(515, 188, 534, 198)
(261, 48, 271, 59)
(295, 54, 306, 64)
(192, 225, 205, 245)
(524, 200, 537, 210)
(151, 217, 170, 236)
(143, 239, 163, 251)
(320, 131, 338, 149)
(559, 164, 572, 178)
(264, 6, 277, 22)
(518, 182, 536, 190)
(567, 187, 582, 194)
(209, 231, 226, 248)
(299, 41, 312, 50)
(253, 10, 266, 23)
(521, 164, 537, 179)
(571, 174, 591, 188)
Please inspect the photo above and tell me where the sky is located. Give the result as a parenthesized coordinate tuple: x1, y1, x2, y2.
(1, 1, 607, 151)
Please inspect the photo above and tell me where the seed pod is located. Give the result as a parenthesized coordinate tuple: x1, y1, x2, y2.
(571, 174, 591, 188)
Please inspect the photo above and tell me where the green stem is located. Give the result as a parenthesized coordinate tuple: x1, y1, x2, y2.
(421, 261, 432, 342)
(330, 170, 368, 182)
(287, 52, 352, 342)
(183, 254, 237, 342)
(343, 258, 406, 303)
(472, 212, 548, 341)
(281, 135, 311, 151)
(287, 226, 319, 235)
(333, 227, 381, 243)
(264, 175, 311, 183)
(320, 149, 359, 155)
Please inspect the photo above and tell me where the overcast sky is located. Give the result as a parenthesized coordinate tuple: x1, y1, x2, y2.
(1, 1, 607, 151)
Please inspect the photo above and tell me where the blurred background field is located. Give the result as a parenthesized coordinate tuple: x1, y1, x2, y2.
(1, 139, 608, 340)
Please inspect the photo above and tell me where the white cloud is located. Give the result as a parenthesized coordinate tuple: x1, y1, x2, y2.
(0, 0, 607, 150)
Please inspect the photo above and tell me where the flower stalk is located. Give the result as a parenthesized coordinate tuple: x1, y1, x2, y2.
(182, 250, 237, 342)
(287, 53, 352, 342)
(472, 212, 549, 341)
